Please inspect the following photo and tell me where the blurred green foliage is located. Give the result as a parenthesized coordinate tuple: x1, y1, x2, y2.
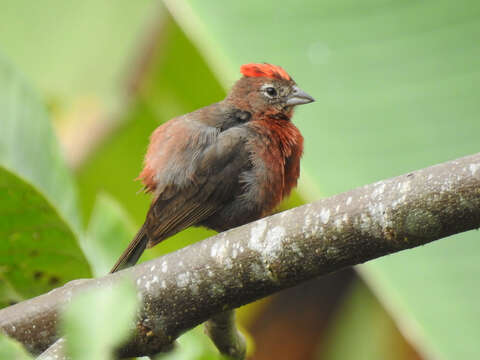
(84, 192, 136, 277)
(61, 280, 138, 360)
(0, 0, 479, 359)
(0, 333, 33, 360)
(0, 0, 157, 107)
(0, 169, 88, 305)
(0, 54, 90, 306)
(320, 281, 419, 360)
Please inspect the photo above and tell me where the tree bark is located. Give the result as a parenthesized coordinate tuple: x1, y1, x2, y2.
(36, 339, 66, 360)
(1, 152, 479, 357)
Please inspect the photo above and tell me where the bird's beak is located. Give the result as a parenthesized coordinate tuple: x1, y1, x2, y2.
(286, 85, 315, 106)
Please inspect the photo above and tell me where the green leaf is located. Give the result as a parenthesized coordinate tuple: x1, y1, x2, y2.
(84, 192, 136, 277)
(0, 53, 90, 306)
(0, 168, 90, 304)
(166, 1, 480, 358)
(61, 280, 138, 360)
(0, 332, 33, 360)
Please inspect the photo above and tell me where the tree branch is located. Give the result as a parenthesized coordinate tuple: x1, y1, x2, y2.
(1, 153, 479, 357)
(204, 310, 246, 359)
(36, 338, 66, 360)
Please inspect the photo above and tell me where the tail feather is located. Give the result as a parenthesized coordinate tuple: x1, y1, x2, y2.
(110, 225, 148, 273)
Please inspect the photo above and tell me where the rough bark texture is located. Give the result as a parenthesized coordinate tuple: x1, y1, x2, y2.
(1, 153, 480, 358)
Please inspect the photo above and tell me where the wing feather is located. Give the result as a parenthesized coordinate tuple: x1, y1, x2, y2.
(143, 125, 251, 248)
(111, 116, 251, 273)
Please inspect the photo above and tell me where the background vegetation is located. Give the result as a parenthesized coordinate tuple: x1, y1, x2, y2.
(1, 1, 479, 359)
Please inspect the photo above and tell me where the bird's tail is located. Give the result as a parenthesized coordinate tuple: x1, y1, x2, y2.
(110, 225, 148, 273)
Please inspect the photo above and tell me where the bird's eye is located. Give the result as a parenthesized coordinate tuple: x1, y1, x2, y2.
(265, 87, 277, 97)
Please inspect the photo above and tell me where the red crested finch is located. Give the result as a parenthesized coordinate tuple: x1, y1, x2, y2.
(111, 63, 314, 272)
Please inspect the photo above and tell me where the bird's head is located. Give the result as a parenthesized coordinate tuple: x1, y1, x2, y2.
(225, 63, 314, 119)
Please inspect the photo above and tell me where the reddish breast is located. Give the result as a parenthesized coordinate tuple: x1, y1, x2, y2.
(248, 117, 303, 215)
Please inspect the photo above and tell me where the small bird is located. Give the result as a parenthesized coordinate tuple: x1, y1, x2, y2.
(110, 63, 314, 273)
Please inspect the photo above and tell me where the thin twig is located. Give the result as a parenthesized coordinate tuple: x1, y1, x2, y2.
(204, 310, 246, 360)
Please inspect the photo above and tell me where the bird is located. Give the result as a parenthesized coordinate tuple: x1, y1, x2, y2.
(110, 63, 314, 273)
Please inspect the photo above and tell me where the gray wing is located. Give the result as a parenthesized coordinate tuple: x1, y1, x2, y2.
(144, 126, 251, 247)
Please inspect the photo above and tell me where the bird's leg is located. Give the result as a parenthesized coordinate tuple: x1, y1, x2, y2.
(204, 310, 246, 360)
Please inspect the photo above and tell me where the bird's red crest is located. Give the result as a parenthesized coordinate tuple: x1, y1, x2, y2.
(240, 63, 291, 81)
